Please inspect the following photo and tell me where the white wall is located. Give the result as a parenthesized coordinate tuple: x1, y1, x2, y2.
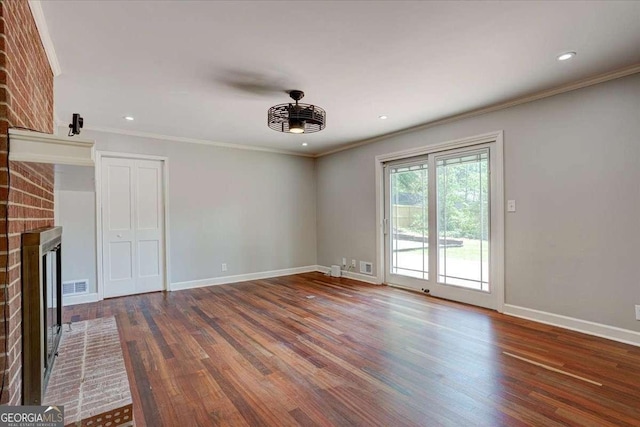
(316, 73, 640, 332)
(56, 129, 317, 291)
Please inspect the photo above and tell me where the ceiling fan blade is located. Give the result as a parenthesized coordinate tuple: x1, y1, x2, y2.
(216, 70, 291, 97)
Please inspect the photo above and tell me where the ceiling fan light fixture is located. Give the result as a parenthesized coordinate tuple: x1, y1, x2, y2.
(289, 118, 306, 134)
(268, 90, 326, 134)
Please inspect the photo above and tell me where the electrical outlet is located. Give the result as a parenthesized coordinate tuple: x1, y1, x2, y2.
(342, 257, 347, 267)
(351, 259, 357, 267)
(635, 305, 640, 321)
(221, 263, 227, 272)
(507, 200, 516, 212)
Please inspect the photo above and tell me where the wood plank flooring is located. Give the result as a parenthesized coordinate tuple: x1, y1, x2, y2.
(63, 272, 640, 426)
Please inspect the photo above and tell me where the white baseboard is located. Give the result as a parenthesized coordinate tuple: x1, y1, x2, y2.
(316, 265, 331, 274)
(63, 292, 99, 306)
(503, 304, 640, 348)
(342, 270, 382, 285)
(170, 265, 320, 291)
(315, 265, 382, 285)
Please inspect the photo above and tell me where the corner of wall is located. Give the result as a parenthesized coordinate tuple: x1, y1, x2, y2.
(0, 0, 55, 405)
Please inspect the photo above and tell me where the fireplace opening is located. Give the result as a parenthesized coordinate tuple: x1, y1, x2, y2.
(22, 226, 63, 405)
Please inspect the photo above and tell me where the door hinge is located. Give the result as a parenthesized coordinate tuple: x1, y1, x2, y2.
(383, 218, 389, 235)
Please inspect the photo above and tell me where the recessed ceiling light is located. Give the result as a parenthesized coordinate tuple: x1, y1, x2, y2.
(302, 143, 308, 147)
(124, 116, 134, 121)
(379, 115, 388, 120)
(557, 52, 576, 61)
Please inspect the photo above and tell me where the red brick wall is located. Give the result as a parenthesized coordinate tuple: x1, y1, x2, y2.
(1, 0, 53, 132)
(4, 162, 54, 405)
(0, 0, 54, 405)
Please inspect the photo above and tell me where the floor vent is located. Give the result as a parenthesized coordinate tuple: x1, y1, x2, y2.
(63, 280, 88, 295)
(360, 261, 373, 275)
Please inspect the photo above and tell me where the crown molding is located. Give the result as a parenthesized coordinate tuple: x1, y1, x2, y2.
(82, 125, 315, 158)
(28, 1, 62, 77)
(315, 63, 640, 158)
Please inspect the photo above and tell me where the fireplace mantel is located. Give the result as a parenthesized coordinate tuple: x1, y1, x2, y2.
(8, 129, 95, 166)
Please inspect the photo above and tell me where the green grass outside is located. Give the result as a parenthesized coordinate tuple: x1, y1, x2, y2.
(405, 238, 489, 261)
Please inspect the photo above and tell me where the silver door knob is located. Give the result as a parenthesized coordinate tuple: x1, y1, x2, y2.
(117, 234, 122, 238)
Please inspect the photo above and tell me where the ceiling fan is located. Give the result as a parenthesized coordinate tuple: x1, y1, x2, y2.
(267, 90, 326, 134)
(215, 71, 327, 134)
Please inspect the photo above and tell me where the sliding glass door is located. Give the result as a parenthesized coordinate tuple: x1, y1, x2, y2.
(384, 144, 499, 309)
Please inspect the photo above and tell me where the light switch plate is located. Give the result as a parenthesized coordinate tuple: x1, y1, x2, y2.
(507, 200, 516, 212)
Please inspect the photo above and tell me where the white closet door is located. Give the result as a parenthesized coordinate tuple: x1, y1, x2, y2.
(134, 159, 164, 294)
(102, 157, 164, 298)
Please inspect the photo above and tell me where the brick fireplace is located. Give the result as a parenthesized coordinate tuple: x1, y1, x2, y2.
(0, 0, 55, 405)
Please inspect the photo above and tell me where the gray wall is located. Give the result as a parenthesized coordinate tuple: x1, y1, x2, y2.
(54, 74, 640, 332)
(55, 165, 97, 293)
(316, 73, 640, 331)
(56, 129, 317, 290)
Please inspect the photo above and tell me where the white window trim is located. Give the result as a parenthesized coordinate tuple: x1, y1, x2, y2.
(374, 130, 505, 312)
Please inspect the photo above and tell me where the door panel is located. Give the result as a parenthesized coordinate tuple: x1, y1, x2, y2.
(429, 148, 497, 309)
(384, 158, 430, 290)
(136, 165, 160, 230)
(109, 242, 132, 280)
(138, 240, 160, 277)
(385, 144, 499, 309)
(102, 157, 164, 298)
(103, 158, 136, 298)
(107, 166, 133, 230)
(134, 160, 164, 293)
(436, 150, 489, 291)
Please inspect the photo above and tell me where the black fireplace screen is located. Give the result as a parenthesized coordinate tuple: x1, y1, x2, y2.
(22, 226, 63, 405)
(43, 245, 62, 379)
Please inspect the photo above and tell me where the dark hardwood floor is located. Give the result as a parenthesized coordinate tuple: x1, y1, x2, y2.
(63, 272, 640, 426)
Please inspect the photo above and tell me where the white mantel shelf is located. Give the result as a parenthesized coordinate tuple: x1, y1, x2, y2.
(8, 129, 95, 166)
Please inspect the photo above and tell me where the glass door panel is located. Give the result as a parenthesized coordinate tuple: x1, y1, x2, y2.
(436, 150, 490, 291)
(386, 160, 429, 289)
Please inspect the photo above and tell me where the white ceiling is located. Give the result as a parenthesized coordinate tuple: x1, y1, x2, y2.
(41, 1, 640, 155)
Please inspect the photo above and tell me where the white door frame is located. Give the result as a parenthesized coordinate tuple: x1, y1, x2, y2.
(95, 151, 171, 300)
(374, 130, 505, 312)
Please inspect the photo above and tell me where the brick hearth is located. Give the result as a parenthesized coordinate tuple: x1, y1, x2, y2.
(44, 317, 134, 427)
